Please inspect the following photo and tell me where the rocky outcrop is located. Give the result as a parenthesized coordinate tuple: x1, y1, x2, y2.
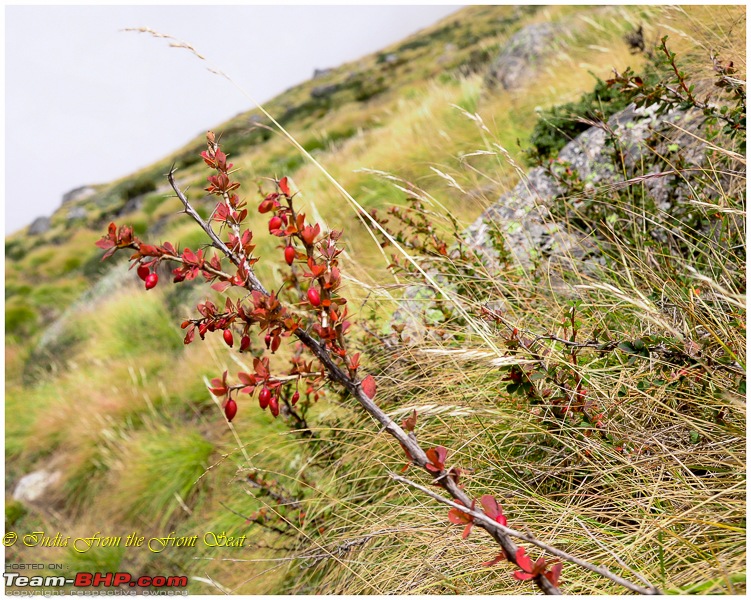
(313, 68, 333, 79)
(485, 22, 561, 90)
(67, 206, 87, 221)
(28, 216, 51, 235)
(116, 194, 144, 217)
(62, 185, 96, 204)
(464, 103, 706, 276)
(393, 102, 704, 342)
(311, 84, 341, 100)
(13, 470, 61, 504)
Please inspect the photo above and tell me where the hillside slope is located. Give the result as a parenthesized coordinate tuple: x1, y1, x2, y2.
(5, 4, 745, 595)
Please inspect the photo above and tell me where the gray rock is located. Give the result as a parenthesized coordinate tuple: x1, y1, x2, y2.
(485, 22, 561, 90)
(67, 206, 87, 220)
(117, 194, 144, 216)
(13, 470, 61, 504)
(311, 83, 340, 100)
(390, 273, 452, 344)
(465, 103, 714, 280)
(392, 103, 694, 342)
(28, 216, 51, 235)
(313, 68, 333, 79)
(62, 185, 95, 204)
(463, 104, 672, 278)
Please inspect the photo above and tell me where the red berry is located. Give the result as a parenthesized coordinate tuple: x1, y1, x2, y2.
(264, 333, 272, 349)
(224, 398, 238, 422)
(307, 287, 321, 307)
(291, 391, 300, 406)
(240, 335, 250, 352)
(284, 245, 296, 266)
(137, 265, 150, 281)
(268, 216, 283, 232)
(223, 329, 234, 347)
(145, 273, 159, 290)
(259, 387, 271, 410)
(269, 395, 279, 418)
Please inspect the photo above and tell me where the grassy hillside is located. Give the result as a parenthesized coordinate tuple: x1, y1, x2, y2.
(5, 5, 745, 595)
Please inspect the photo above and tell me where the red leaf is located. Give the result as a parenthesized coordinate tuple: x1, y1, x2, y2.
(279, 176, 290, 196)
(139, 244, 158, 256)
(481, 551, 507, 567)
(361, 374, 377, 399)
(183, 247, 198, 264)
(399, 442, 413, 472)
(100, 247, 117, 261)
(425, 446, 447, 472)
(237, 372, 255, 386)
(515, 547, 534, 573)
(447, 507, 471, 525)
(300, 223, 321, 245)
(513, 571, 534, 581)
(480, 494, 507, 526)
(401, 409, 417, 432)
(447, 466, 463, 487)
(211, 281, 231, 293)
(448, 500, 475, 539)
(253, 357, 269, 379)
(545, 563, 562, 586)
(533, 556, 547, 575)
(95, 238, 115, 250)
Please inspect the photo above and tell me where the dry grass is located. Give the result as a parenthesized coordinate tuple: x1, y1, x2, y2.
(4, 3, 743, 596)
(277, 6, 745, 594)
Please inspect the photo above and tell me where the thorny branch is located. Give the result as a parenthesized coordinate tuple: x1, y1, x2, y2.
(162, 166, 662, 596)
(170, 168, 269, 295)
(391, 474, 660, 595)
(483, 305, 745, 377)
(299, 527, 412, 568)
(218, 501, 291, 537)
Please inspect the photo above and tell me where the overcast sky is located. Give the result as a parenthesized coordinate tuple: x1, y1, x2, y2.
(4, 5, 461, 234)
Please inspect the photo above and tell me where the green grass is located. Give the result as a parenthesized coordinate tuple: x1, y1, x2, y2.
(90, 292, 183, 359)
(106, 427, 214, 527)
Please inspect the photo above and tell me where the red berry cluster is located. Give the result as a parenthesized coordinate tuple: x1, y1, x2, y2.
(94, 132, 581, 595)
(96, 132, 357, 426)
(258, 176, 351, 360)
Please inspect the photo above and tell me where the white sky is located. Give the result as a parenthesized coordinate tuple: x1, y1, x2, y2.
(4, 4, 461, 234)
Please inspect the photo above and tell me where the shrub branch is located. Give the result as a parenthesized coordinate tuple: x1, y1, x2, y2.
(391, 474, 660, 595)
(155, 166, 662, 596)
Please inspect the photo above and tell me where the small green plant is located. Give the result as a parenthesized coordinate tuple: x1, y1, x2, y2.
(525, 75, 636, 164)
